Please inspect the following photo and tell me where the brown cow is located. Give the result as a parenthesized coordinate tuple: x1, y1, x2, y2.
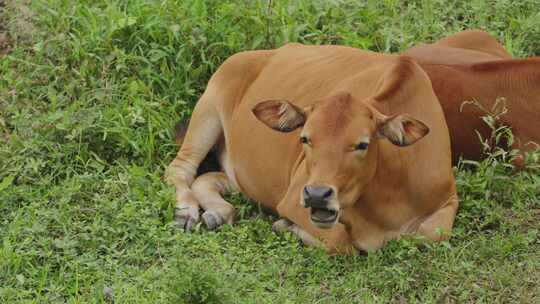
(165, 44, 458, 254)
(405, 30, 540, 166)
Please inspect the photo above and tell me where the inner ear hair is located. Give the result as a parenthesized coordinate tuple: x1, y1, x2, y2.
(377, 114, 429, 146)
(252, 100, 306, 132)
(376, 115, 405, 145)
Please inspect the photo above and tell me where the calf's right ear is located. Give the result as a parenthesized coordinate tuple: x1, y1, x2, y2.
(252, 100, 307, 132)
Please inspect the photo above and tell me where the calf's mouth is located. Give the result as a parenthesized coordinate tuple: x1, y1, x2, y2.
(310, 207, 338, 228)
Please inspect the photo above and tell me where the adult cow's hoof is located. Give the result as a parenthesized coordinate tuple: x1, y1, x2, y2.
(201, 210, 225, 230)
(174, 206, 200, 232)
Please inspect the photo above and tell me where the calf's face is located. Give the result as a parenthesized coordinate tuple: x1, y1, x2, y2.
(253, 92, 429, 229)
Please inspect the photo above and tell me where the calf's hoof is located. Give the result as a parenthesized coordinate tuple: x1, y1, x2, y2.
(174, 206, 200, 232)
(201, 210, 234, 230)
(272, 218, 293, 233)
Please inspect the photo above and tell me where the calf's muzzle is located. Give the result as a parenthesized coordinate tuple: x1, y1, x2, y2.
(303, 185, 333, 208)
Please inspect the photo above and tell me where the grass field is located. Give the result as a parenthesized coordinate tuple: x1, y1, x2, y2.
(1, 0, 539, 303)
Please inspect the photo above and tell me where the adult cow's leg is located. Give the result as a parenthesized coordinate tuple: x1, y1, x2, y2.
(164, 93, 223, 231)
(417, 194, 459, 241)
(191, 172, 236, 230)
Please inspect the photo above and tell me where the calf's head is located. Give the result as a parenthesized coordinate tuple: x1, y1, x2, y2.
(253, 92, 429, 229)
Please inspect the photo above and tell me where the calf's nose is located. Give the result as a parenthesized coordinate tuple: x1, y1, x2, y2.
(303, 185, 333, 208)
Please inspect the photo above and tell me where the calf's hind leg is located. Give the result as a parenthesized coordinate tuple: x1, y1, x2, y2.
(191, 172, 236, 230)
(164, 92, 223, 231)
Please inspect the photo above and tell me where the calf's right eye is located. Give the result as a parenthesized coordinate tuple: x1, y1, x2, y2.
(355, 142, 369, 150)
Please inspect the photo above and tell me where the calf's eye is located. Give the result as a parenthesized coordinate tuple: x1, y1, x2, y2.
(300, 136, 309, 144)
(355, 142, 369, 150)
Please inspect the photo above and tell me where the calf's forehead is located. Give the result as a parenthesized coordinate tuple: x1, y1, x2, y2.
(306, 99, 375, 140)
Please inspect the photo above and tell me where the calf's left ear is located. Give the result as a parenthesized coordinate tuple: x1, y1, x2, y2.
(252, 100, 307, 132)
(376, 114, 429, 146)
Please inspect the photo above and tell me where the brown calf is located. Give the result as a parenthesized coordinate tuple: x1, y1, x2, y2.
(165, 44, 458, 254)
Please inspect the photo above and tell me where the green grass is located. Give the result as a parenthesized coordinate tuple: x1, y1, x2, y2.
(1, 0, 539, 302)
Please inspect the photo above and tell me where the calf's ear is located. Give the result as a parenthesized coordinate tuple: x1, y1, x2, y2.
(252, 100, 306, 132)
(376, 114, 429, 146)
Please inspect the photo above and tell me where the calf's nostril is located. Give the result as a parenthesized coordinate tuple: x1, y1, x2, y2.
(322, 188, 333, 199)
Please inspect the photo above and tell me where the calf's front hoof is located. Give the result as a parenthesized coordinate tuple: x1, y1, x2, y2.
(272, 218, 293, 233)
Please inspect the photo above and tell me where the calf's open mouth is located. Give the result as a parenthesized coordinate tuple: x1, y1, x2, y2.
(310, 207, 338, 223)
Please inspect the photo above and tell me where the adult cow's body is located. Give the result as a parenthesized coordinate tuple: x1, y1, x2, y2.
(166, 44, 458, 253)
(405, 30, 540, 165)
